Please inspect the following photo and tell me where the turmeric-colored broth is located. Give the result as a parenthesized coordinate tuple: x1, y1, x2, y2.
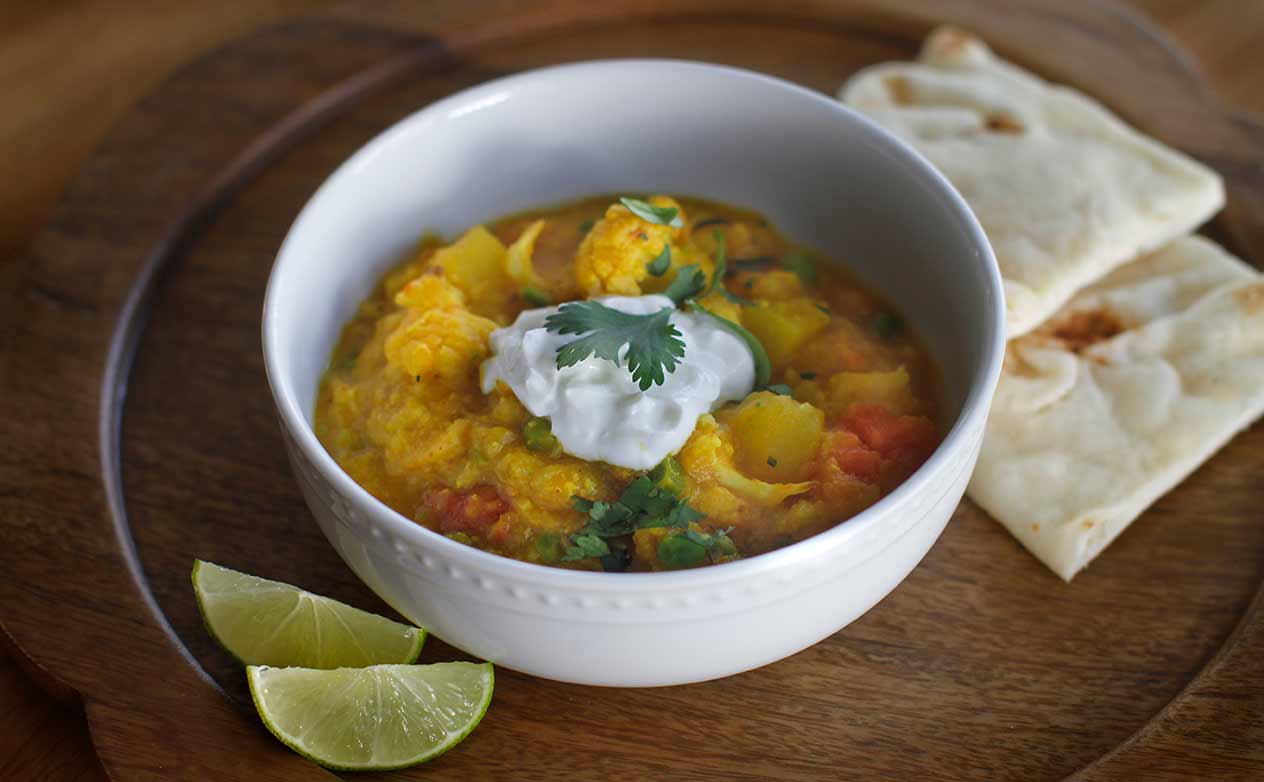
(315, 195, 941, 570)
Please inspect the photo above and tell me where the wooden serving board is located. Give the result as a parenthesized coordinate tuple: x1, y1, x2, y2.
(3, 1, 1263, 779)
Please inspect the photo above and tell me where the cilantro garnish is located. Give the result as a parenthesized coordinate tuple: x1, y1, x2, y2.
(545, 301, 685, 390)
(705, 230, 727, 296)
(663, 264, 707, 304)
(658, 526, 737, 569)
(765, 383, 792, 396)
(704, 230, 751, 305)
(646, 243, 672, 276)
(543, 197, 775, 390)
(620, 197, 683, 228)
(563, 471, 711, 569)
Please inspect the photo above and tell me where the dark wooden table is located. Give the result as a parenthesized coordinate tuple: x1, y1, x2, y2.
(1, 2, 1260, 780)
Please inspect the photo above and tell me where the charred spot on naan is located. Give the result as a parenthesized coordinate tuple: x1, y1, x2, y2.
(884, 75, 913, 105)
(984, 113, 1024, 134)
(1232, 281, 1264, 315)
(922, 26, 983, 65)
(1001, 343, 1043, 377)
(1046, 308, 1126, 353)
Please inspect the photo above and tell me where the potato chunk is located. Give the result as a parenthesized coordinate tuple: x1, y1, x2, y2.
(680, 415, 814, 506)
(741, 300, 830, 370)
(428, 225, 514, 317)
(504, 219, 546, 289)
(727, 391, 824, 482)
(826, 367, 917, 416)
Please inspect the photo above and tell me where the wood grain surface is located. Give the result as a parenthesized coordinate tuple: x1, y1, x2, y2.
(2, 2, 1262, 781)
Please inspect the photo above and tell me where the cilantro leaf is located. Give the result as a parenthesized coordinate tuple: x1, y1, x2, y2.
(662, 501, 706, 529)
(545, 301, 685, 390)
(646, 243, 672, 276)
(705, 229, 751, 305)
(658, 526, 738, 569)
(765, 384, 792, 396)
(705, 230, 727, 297)
(620, 196, 683, 228)
(663, 264, 707, 304)
(566, 465, 710, 564)
(561, 533, 610, 562)
(618, 476, 677, 520)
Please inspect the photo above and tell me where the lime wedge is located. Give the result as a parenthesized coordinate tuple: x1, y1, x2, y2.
(192, 560, 423, 668)
(248, 662, 494, 770)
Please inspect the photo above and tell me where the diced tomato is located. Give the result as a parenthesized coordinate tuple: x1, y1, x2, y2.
(815, 430, 883, 484)
(423, 486, 509, 537)
(833, 444, 883, 484)
(842, 404, 938, 461)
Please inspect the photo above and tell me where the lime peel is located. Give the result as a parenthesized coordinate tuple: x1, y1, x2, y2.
(247, 662, 494, 771)
(192, 560, 424, 668)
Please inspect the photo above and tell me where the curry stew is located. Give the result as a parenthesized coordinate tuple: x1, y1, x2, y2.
(315, 196, 941, 571)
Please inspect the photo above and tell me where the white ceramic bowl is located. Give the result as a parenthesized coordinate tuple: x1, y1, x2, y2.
(263, 60, 1003, 687)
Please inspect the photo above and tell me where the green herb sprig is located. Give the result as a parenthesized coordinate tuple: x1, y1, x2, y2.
(663, 264, 707, 304)
(620, 196, 683, 228)
(562, 462, 710, 570)
(543, 196, 774, 390)
(544, 302, 685, 391)
(658, 526, 737, 569)
(646, 243, 672, 276)
(706, 229, 751, 305)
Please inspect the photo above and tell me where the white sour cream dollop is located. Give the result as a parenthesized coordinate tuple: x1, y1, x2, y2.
(480, 294, 755, 470)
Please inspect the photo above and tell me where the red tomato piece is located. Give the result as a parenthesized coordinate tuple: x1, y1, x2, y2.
(815, 430, 883, 484)
(843, 404, 938, 460)
(424, 486, 509, 536)
(834, 445, 883, 483)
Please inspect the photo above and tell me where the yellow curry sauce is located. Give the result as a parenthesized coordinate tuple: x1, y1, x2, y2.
(315, 196, 941, 571)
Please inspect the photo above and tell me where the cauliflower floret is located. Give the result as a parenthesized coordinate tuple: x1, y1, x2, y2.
(394, 272, 467, 310)
(383, 302, 497, 387)
(574, 196, 688, 296)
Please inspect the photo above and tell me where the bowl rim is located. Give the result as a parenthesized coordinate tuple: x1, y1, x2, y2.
(262, 58, 1005, 590)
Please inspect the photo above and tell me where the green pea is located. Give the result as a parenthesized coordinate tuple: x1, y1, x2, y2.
(521, 286, 551, 307)
(648, 455, 687, 496)
(534, 532, 561, 563)
(523, 417, 561, 455)
(658, 534, 708, 569)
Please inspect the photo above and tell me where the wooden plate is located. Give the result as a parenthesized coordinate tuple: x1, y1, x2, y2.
(3, 2, 1262, 779)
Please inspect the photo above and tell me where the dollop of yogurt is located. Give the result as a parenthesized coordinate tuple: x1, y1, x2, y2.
(480, 295, 755, 470)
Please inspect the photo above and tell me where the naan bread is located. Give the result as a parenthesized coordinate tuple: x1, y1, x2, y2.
(966, 236, 1264, 580)
(840, 27, 1225, 337)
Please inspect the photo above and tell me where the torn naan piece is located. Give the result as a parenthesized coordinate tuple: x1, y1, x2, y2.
(966, 236, 1264, 580)
(840, 27, 1225, 337)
